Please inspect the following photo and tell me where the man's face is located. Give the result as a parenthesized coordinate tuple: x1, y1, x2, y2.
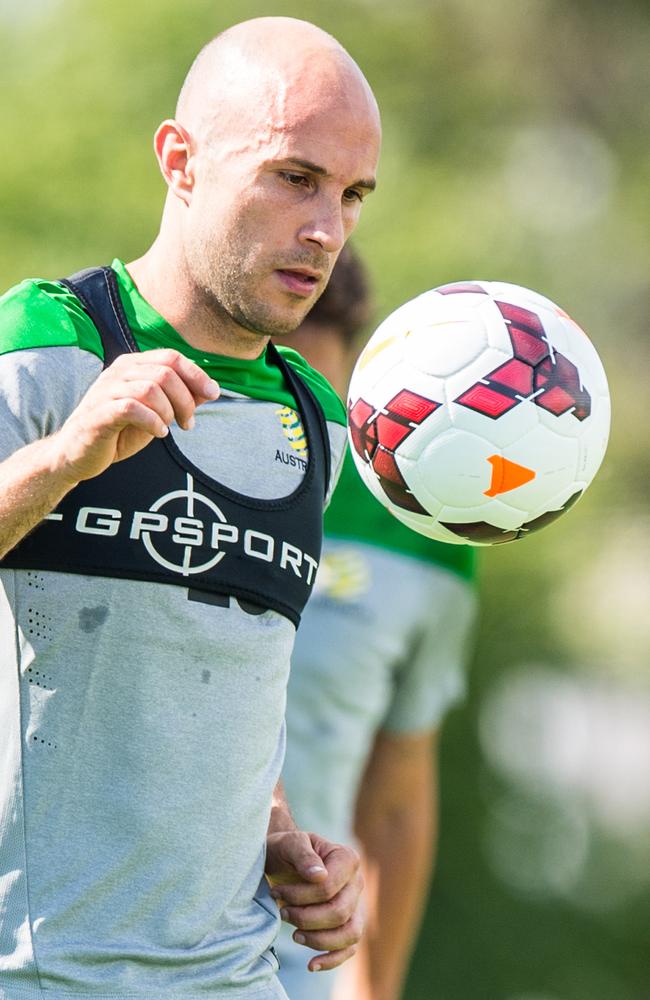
(182, 79, 380, 340)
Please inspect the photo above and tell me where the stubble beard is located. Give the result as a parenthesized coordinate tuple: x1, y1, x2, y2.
(186, 232, 317, 343)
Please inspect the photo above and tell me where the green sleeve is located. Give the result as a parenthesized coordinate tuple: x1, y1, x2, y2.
(0, 279, 104, 358)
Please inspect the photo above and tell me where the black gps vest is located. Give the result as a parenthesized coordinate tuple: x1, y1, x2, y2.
(2, 266, 331, 626)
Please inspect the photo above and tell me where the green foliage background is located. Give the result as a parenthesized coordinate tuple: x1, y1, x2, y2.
(2, 2, 649, 998)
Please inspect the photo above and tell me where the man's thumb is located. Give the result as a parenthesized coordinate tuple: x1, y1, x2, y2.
(293, 839, 328, 882)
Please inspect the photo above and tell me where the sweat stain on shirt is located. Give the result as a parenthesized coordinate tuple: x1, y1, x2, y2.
(78, 605, 109, 632)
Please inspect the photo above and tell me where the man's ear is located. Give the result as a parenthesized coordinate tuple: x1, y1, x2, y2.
(153, 119, 195, 206)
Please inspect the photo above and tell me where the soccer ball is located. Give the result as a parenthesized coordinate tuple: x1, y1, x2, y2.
(347, 280, 610, 545)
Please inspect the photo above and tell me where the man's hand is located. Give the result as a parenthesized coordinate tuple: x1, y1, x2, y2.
(266, 830, 364, 973)
(53, 349, 220, 484)
(0, 349, 220, 560)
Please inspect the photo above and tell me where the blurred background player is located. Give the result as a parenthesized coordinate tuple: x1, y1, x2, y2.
(274, 246, 479, 1000)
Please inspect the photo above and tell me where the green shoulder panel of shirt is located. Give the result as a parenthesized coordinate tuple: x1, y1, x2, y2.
(325, 450, 478, 582)
(0, 259, 346, 427)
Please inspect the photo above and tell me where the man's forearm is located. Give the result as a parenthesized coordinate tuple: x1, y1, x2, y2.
(348, 730, 439, 1000)
(268, 779, 298, 835)
(361, 792, 435, 999)
(0, 436, 79, 559)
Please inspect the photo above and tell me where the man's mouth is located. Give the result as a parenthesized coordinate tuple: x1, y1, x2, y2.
(275, 268, 321, 296)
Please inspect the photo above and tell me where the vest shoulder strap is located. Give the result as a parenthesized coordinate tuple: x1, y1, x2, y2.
(59, 266, 138, 364)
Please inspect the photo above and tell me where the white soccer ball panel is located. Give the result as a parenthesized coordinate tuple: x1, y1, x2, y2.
(400, 430, 495, 508)
(351, 337, 404, 391)
(498, 428, 580, 513)
(446, 399, 541, 450)
(400, 295, 491, 377)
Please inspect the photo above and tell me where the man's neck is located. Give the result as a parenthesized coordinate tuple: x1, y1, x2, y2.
(126, 244, 269, 361)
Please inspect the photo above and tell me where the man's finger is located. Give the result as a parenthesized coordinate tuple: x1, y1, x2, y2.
(288, 842, 329, 883)
(128, 349, 220, 403)
(308, 945, 357, 973)
(293, 915, 361, 955)
(93, 398, 171, 442)
(106, 350, 220, 405)
(105, 379, 177, 429)
(280, 876, 361, 931)
(266, 831, 328, 887)
(307, 944, 358, 974)
(270, 846, 360, 906)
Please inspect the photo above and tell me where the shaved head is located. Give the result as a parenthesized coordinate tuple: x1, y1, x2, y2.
(176, 17, 379, 152)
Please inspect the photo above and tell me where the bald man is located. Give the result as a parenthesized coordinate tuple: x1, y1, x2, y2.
(0, 17, 381, 1000)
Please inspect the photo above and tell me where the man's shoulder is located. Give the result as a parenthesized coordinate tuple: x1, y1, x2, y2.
(275, 345, 346, 427)
(0, 277, 104, 360)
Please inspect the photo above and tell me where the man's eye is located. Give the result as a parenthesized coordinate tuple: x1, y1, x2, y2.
(343, 188, 363, 204)
(282, 172, 309, 188)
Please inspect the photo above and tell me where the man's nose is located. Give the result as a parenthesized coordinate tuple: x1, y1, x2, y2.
(298, 197, 346, 254)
